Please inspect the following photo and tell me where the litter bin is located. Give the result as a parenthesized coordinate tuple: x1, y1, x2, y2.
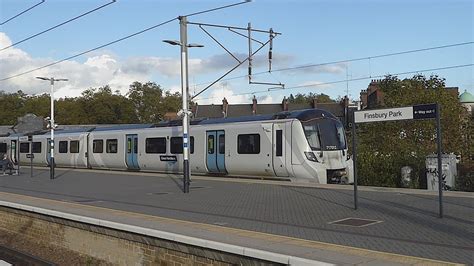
(425, 154, 457, 191)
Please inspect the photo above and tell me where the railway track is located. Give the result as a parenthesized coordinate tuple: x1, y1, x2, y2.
(0, 244, 54, 266)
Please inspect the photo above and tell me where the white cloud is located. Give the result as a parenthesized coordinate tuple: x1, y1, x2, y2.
(284, 62, 347, 75)
(194, 84, 249, 105)
(257, 94, 274, 104)
(0, 33, 150, 97)
(193, 82, 285, 105)
(0, 31, 333, 100)
(166, 85, 181, 94)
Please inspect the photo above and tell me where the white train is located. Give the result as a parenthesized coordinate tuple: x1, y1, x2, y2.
(0, 109, 353, 184)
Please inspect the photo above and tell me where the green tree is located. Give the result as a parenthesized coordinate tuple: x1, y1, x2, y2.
(287, 92, 335, 104)
(78, 86, 137, 124)
(0, 81, 183, 126)
(357, 75, 470, 189)
(21, 94, 50, 118)
(0, 90, 27, 125)
(127, 82, 181, 123)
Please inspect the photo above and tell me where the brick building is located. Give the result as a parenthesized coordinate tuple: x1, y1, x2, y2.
(360, 79, 460, 109)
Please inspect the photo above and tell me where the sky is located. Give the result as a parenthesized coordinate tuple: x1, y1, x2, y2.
(0, 0, 473, 105)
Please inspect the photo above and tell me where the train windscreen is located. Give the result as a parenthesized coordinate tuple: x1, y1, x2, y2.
(302, 118, 346, 151)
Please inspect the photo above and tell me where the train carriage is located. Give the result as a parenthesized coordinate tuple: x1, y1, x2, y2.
(0, 109, 353, 184)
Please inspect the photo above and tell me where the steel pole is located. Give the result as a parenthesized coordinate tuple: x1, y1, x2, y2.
(436, 103, 443, 218)
(50, 78, 55, 179)
(180, 16, 190, 193)
(352, 117, 358, 210)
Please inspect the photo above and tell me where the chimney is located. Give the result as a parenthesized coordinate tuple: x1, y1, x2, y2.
(252, 95, 258, 115)
(282, 96, 288, 111)
(192, 102, 198, 118)
(341, 95, 349, 108)
(222, 97, 229, 118)
(312, 97, 317, 109)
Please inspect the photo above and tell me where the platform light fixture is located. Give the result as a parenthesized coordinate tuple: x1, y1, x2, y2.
(36, 76, 68, 180)
(163, 16, 203, 193)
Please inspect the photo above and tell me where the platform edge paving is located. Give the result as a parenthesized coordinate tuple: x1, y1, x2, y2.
(0, 191, 464, 266)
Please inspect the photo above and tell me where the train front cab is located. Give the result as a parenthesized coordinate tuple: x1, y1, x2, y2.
(290, 113, 351, 184)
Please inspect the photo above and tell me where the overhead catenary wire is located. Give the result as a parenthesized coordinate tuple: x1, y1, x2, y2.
(193, 63, 474, 101)
(0, 0, 117, 51)
(0, 0, 251, 82)
(185, 0, 250, 18)
(193, 41, 474, 87)
(0, 0, 45, 26)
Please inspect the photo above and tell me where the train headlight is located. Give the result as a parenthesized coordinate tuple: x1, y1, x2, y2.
(304, 151, 318, 162)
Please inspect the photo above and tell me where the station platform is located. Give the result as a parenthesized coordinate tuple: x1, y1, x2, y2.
(0, 167, 472, 265)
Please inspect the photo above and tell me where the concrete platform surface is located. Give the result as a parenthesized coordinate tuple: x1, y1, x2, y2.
(0, 167, 472, 265)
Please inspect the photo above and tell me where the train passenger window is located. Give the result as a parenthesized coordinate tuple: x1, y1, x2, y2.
(106, 139, 118, 153)
(170, 137, 183, 154)
(93, 140, 103, 153)
(32, 142, 42, 153)
(208, 135, 214, 154)
(70, 141, 80, 153)
(237, 134, 260, 154)
(59, 141, 68, 153)
(134, 138, 138, 154)
(276, 130, 282, 157)
(218, 134, 225, 154)
(127, 138, 132, 153)
(20, 143, 30, 153)
(0, 143, 7, 153)
(146, 138, 166, 154)
(168, 137, 194, 154)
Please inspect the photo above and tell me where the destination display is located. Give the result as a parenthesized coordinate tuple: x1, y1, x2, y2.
(160, 156, 177, 162)
(354, 104, 437, 123)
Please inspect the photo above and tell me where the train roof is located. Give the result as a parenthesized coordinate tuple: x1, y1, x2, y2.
(156, 108, 338, 127)
(92, 124, 154, 132)
(1, 109, 338, 137)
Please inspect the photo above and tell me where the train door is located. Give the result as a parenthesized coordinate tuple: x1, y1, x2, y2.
(10, 140, 18, 164)
(46, 138, 52, 165)
(126, 134, 140, 170)
(273, 123, 289, 177)
(206, 130, 226, 174)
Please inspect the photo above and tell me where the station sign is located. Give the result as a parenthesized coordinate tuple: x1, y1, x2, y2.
(354, 104, 437, 123)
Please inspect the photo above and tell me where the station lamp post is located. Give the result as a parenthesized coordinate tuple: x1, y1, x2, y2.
(36, 76, 68, 179)
(163, 16, 203, 193)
